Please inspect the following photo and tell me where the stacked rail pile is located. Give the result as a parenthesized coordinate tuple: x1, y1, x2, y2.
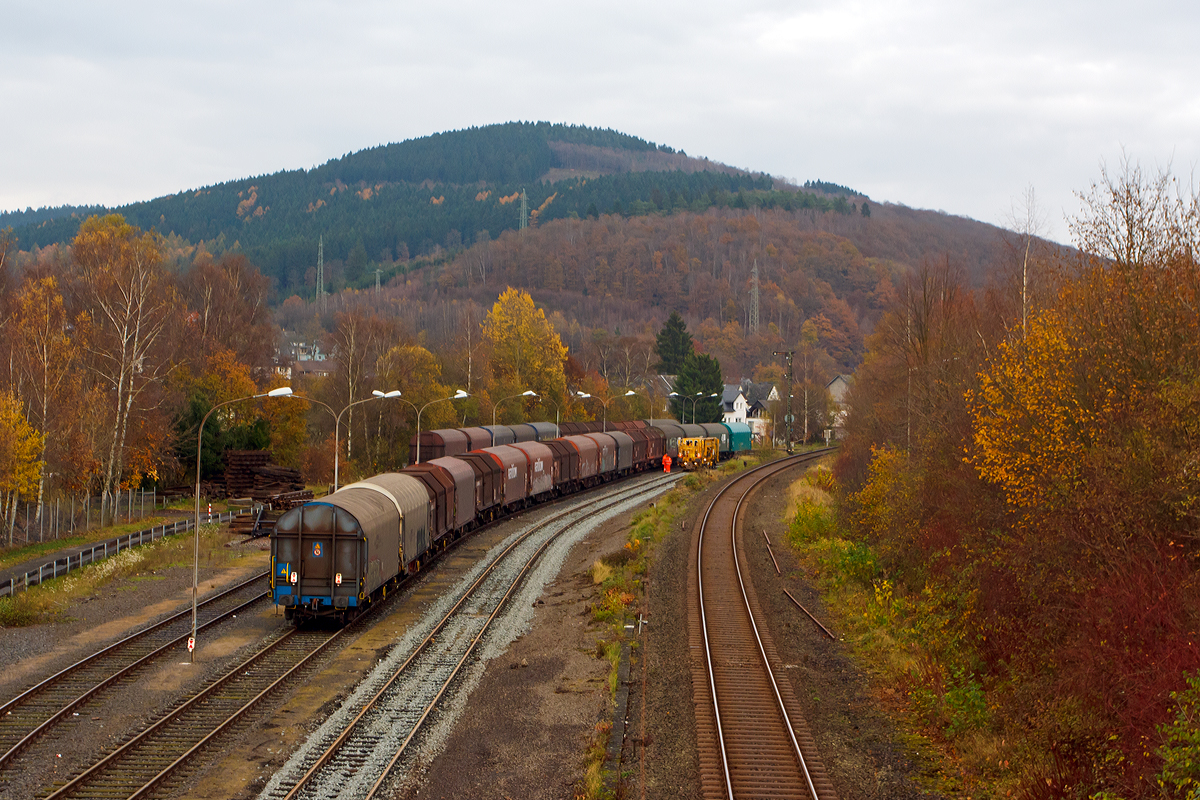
(223, 451, 311, 509)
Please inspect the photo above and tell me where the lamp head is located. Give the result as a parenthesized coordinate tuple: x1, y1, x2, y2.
(521, 390, 536, 396)
(624, 390, 636, 396)
(577, 391, 591, 399)
(267, 387, 293, 397)
(372, 390, 385, 397)
(453, 390, 469, 399)
(384, 390, 402, 398)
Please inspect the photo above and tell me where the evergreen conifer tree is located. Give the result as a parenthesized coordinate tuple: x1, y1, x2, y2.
(655, 311, 694, 374)
(673, 352, 722, 423)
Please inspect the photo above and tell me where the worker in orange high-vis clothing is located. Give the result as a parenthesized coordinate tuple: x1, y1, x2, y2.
(663, 454, 672, 473)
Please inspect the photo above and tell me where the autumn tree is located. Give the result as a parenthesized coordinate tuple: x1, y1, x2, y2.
(374, 344, 456, 467)
(0, 390, 43, 544)
(180, 252, 277, 370)
(10, 275, 89, 513)
(325, 307, 396, 466)
(74, 215, 179, 525)
(482, 287, 567, 416)
(964, 161, 1200, 791)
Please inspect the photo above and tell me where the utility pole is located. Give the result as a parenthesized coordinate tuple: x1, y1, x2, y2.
(750, 261, 760, 334)
(317, 235, 326, 312)
(773, 350, 795, 453)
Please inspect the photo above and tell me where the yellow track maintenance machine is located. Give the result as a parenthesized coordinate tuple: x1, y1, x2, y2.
(677, 436, 720, 470)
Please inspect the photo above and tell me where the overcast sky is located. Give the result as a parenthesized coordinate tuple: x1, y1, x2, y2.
(3, 0, 1197, 244)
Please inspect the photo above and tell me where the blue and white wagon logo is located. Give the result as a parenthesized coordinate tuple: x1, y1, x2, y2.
(312, 542, 323, 557)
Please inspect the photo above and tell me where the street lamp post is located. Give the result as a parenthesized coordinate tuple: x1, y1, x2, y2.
(577, 390, 635, 432)
(492, 389, 536, 426)
(289, 390, 402, 492)
(415, 390, 469, 464)
(536, 394, 560, 438)
(193, 386, 292, 663)
(626, 388, 653, 427)
(668, 391, 697, 424)
(669, 391, 718, 424)
(330, 390, 403, 490)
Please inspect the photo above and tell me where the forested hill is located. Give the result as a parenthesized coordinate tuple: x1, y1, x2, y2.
(8, 121, 858, 294)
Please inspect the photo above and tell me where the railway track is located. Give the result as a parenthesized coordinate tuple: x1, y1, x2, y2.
(39, 624, 342, 800)
(690, 452, 838, 800)
(260, 472, 679, 800)
(33, 473, 676, 800)
(0, 572, 270, 771)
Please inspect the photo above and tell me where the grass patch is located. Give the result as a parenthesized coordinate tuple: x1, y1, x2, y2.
(0, 523, 249, 627)
(589, 560, 614, 585)
(0, 515, 187, 572)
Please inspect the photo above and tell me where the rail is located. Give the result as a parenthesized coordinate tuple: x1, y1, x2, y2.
(0, 509, 248, 599)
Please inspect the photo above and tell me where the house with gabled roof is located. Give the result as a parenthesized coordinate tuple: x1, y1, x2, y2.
(826, 374, 852, 436)
(721, 379, 780, 443)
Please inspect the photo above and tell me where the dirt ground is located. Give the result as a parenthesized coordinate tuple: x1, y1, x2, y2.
(0, 464, 939, 800)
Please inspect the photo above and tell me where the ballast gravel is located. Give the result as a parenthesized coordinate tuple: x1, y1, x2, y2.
(258, 477, 677, 800)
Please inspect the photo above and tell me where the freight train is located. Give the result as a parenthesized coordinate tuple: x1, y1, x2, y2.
(270, 419, 753, 624)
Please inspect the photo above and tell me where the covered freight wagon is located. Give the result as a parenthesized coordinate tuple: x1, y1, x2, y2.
(544, 439, 579, 487)
(459, 427, 493, 450)
(607, 431, 635, 474)
(564, 434, 600, 480)
(428, 456, 476, 531)
(482, 425, 516, 446)
(484, 445, 530, 507)
(456, 451, 504, 516)
(583, 433, 617, 475)
(527, 421, 559, 441)
(410, 429, 470, 463)
(401, 462, 455, 540)
(510, 441, 554, 496)
(272, 473, 429, 623)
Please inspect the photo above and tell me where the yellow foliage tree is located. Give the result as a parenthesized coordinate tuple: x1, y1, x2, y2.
(375, 344, 457, 466)
(261, 373, 308, 469)
(968, 310, 1104, 510)
(482, 287, 567, 410)
(0, 390, 45, 544)
(74, 214, 178, 525)
(198, 349, 259, 427)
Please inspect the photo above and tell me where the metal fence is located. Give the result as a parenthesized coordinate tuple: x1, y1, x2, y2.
(0, 509, 246, 599)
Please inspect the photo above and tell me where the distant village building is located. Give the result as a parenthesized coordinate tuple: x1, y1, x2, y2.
(721, 379, 780, 443)
(276, 333, 332, 380)
(826, 374, 852, 437)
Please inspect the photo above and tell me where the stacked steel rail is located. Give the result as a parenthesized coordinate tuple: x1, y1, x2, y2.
(690, 453, 838, 800)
